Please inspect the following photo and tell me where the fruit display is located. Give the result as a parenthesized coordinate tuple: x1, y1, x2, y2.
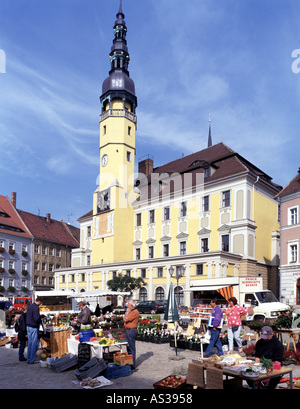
(154, 375, 186, 389)
(99, 337, 116, 345)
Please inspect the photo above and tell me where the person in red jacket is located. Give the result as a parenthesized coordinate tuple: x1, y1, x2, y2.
(124, 300, 139, 369)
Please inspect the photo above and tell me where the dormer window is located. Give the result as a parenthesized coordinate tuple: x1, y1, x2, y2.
(204, 167, 210, 178)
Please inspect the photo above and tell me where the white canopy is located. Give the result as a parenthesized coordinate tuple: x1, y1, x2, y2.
(34, 290, 74, 297)
(183, 285, 233, 292)
(68, 289, 130, 299)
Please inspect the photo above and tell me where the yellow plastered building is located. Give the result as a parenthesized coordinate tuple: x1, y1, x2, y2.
(55, 4, 281, 306)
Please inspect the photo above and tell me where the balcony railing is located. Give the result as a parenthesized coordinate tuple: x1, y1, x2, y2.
(100, 108, 137, 123)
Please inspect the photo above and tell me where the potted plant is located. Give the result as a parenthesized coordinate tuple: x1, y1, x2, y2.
(8, 268, 16, 274)
(21, 270, 28, 276)
(0, 285, 5, 292)
(8, 286, 16, 293)
(0, 267, 5, 273)
(8, 249, 15, 255)
(0, 247, 5, 253)
(260, 357, 273, 373)
(22, 250, 28, 257)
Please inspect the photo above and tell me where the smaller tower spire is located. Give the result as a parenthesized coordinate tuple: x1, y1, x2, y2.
(208, 114, 212, 147)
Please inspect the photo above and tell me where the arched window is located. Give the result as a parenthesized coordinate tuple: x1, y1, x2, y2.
(155, 286, 165, 301)
(139, 287, 147, 302)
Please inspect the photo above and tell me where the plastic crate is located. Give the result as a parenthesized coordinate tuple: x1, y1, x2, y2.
(49, 353, 78, 373)
(104, 363, 131, 379)
(74, 357, 107, 381)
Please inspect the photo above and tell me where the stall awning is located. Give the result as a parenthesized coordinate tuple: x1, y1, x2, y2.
(68, 290, 130, 299)
(184, 285, 234, 301)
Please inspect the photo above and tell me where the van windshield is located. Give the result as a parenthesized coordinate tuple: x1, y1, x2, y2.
(255, 291, 278, 303)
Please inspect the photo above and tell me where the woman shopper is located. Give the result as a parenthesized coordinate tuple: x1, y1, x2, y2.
(225, 297, 247, 353)
(16, 305, 28, 361)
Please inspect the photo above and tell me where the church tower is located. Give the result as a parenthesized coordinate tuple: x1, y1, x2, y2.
(92, 1, 137, 264)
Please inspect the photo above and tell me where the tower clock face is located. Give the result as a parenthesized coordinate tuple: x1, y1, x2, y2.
(97, 188, 110, 213)
(101, 154, 108, 167)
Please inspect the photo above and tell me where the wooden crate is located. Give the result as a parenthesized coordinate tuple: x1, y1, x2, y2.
(113, 352, 133, 366)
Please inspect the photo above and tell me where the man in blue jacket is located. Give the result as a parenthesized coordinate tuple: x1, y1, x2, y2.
(203, 298, 224, 357)
(26, 296, 43, 364)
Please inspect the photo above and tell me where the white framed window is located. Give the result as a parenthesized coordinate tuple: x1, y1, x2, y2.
(136, 213, 142, 226)
(148, 246, 154, 259)
(135, 248, 141, 260)
(164, 206, 170, 220)
(288, 206, 298, 225)
(180, 241, 187, 255)
(149, 210, 155, 224)
(34, 244, 39, 254)
(180, 202, 187, 217)
(201, 238, 209, 253)
(163, 244, 169, 257)
(202, 195, 210, 212)
(288, 241, 298, 263)
(221, 234, 230, 252)
(9, 242, 15, 251)
(222, 190, 231, 208)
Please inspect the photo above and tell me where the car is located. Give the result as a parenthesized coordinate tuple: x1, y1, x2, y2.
(14, 297, 32, 311)
(136, 301, 166, 314)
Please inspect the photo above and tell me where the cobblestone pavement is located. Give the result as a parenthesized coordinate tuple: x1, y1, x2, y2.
(1, 340, 299, 390)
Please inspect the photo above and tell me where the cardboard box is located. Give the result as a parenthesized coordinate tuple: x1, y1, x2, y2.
(0, 336, 10, 347)
(113, 352, 133, 366)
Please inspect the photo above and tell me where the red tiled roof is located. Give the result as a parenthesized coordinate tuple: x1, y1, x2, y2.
(17, 210, 80, 247)
(0, 196, 32, 238)
(151, 142, 281, 189)
(276, 169, 300, 198)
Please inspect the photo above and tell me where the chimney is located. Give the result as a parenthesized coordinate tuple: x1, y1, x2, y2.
(11, 192, 16, 208)
(46, 213, 51, 223)
(138, 157, 153, 177)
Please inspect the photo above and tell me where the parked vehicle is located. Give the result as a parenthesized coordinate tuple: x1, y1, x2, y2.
(0, 300, 14, 311)
(14, 297, 32, 311)
(188, 276, 290, 321)
(136, 301, 165, 314)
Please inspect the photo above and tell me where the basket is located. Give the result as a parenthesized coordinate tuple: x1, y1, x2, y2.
(74, 357, 107, 381)
(104, 363, 131, 379)
(49, 353, 78, 373)
(153, 375, 187, 389)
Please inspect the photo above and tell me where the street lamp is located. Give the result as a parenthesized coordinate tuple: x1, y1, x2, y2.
(169, 265, 185, 306)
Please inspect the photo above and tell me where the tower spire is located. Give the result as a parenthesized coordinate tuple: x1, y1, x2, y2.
(100, 0, 137, 112)
(208, 114, 212, 147)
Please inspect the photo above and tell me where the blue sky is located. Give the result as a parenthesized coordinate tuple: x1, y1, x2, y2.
(1, 0, 300, 226)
